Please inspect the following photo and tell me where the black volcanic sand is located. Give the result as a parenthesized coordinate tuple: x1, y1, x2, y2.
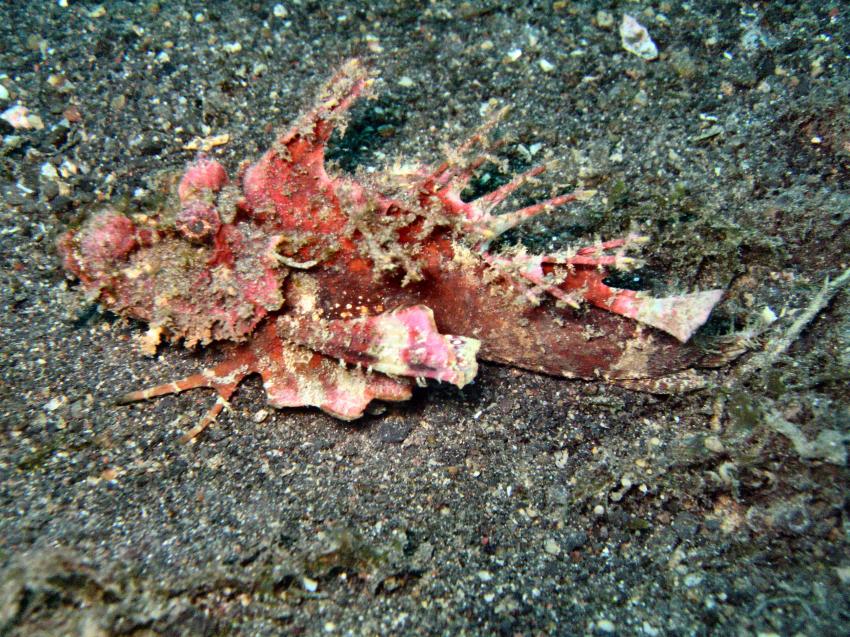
(1, 2, 848, 635)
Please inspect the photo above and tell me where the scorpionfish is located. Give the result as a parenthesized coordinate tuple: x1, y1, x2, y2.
(59, 60, 725, 441)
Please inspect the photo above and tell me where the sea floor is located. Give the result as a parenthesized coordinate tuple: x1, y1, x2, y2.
(0, 2, 848, 635)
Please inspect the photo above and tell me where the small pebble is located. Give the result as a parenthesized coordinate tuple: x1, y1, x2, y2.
(504, 48, 522, 63)
(41, 181, 59, 201)
(544, 538, 561, 555)
(273, 3, 288, 18)
(40, 162, 59, 179)
(760, 306, 778, 324)
(364, 34, 383, 53)
(44, 396, 67, 411)
(63, 105, 82, 123)
(642, 622, 660, 637)
(110, 94, 127, 112)
(538, 58, 555, 73)
(59, 158, 79, 177)
(704, 435, 724, 453)
(1, 104, 43, 130)
(100, 468, 118, 481)
(596, 10, 614, 29)
(47, 74, 66, 90)
(620, 14, 658, 61)
(684, 572, 704, 587)
(554, 449, 569, 468)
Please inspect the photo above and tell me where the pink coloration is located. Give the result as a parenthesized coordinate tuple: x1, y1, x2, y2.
(177, 157, 228, 202)
(117, 319, 414, 442)
(278, 305, 480, 387)
(175, 200, 221, 243)
(58, 59, 730, 442)
(72, 212, 137, 280)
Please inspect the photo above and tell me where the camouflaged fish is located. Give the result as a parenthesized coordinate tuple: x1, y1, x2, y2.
(58, 60, 725, 441)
